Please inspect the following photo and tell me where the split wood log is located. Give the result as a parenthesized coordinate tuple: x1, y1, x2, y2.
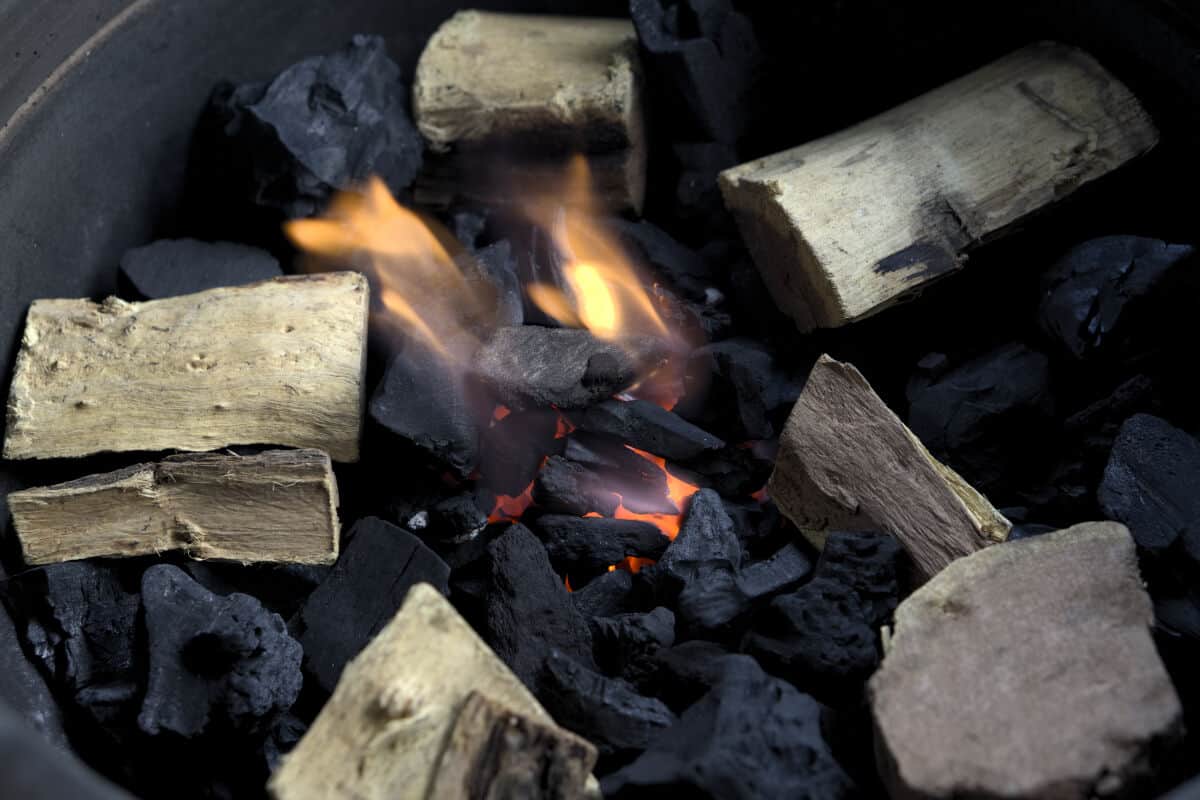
(720, 42, 1158, 331)
(6, 449, 339, 566)
(429, 691, 598, 800)
(3, 272, 368, 462)
(770, 355, 1010, 582)
(269, 583, 597, 800)
(412, 11, 646, 212)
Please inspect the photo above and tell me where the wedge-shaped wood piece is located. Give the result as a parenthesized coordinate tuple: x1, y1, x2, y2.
(720, 42, 1158, 331)
(270, 583, 596, 800)
(4, 272, 368, 462)
(429, 691, 598, 800)
(770, 355, 1010, 581)
(413, 10, 646, 212)
(7, 449, 339, 566)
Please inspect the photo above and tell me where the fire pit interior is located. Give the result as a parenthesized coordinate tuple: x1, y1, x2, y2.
(2, 1, 1200, 798)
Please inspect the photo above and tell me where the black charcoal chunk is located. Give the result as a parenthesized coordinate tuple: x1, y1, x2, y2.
(591, 607, 676, 688)
(572, 569, 636, 618)
(906, 343, 1054, 491)
(738, 542, 814, 602)
(602, 656, 855, 799)
(533, 515, 670, 581)
(478, 408, 561, 497)
(658, 489, 742, 592)
(192, 35, 422, 221)
(675, 563, 750, 640)
(474, 326, 646, 410)
(297, 517, 449, 693)
(1098, 414, 1200, 558)
(742, 578, 877, 705)
(139, 565, 302, 738)
(669, 444, 772, 498)
(647, 640, 737, 712)
(815, 531, 902, 628)
(562, 431, 676, 514)
(469, 240, 524, 328)
(578, 399, 724, 460)
(606, 218, 715, 301)
(629, 0, 762, 144)
(425, 493, 489, 544)
(540, 650, 677, 762)
(0, 702, 133, 800)
(533, 455, 622, 517)
(1040, 236, 1195, 360)
(180, 562, 329, 620)
(370, 346, 481, 477)
(0, 568, 68, 749)
(486, 525, 596, 691)
(676, 338, 795, 440)
(119, 239, 281, 299)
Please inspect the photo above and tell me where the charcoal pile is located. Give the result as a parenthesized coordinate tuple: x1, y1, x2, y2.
(2, 4, 1200, 800)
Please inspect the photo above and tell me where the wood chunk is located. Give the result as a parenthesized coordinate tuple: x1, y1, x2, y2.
(429, 691, 598, 800)
(719, 42, 1159, 331)
(412, 11, 646, 212)
(4, 272, 368, 461)
(7, 449, 339, 566)
(770, 355, 1009, 581)
(269, 584, 589, 800)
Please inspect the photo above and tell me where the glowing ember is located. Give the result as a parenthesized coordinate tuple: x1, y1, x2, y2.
(489, 480, 535, 524)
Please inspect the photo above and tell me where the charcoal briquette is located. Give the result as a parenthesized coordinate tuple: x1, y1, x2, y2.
(657, 489, 742, 595)
(533, 515, 670, 582)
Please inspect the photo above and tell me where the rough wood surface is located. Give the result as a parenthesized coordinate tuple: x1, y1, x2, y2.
(770, 355, 1010, 582)
(429, 691, 598, 800)
(7, 449, 339, 566)
(720, 42, 1158, 331)
(270, 583, 596, 800)
(412, 10, 646, 212)
(4, 272, 368, 462)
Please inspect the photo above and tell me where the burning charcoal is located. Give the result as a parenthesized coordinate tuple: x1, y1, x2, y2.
(743, 579, 878, 705)
(629, 0, 763, 144)
(533, 515, 670, 581)
(1039, 236, 1195, 360)
(572, 569, 636, 618)
(647, 640, 737, 712)
(139, 565, 302, 737)
(675, 563, 750, 641)
(906, 343, 1055, 491)
(539, 650, 677, 763)
(738, 541, 814, 603)
(370, 345, 481, 478)
(0, 703, 133, 800)
(533, 456, 621, 518)
(474, 326, 647, 411)
(602, 655, 856, 799)
(0, 567, 67, 749)
(606, 218, 716, 301)
(297, 517, 450, 693)
(425, 493, 488, 544)
(190, 35, 422, 223)
(576, 399, 724, 461)
(669, 444, 772, 498)
(591, 607, 676, 688)
(815, 531, 903, 628)
(562, 432, 676, 514)
(658, 489, 742, 595)
(119, 239, 281, 299)
(1098, 414, 1200, 558)
(478, 408, 561, 498)
(486, 525, 596, 692)
(676, 338, 795, 440)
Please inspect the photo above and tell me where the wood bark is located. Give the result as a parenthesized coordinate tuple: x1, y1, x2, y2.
(269, 583, 597, 800)
(429, 691, 598, 800)
(3, 272, 368, 462)
(412, 11, 646, 212)
(7, 449, 339, 566)
(720, 42, 1159, 331)
(770, 355, 1010, 582)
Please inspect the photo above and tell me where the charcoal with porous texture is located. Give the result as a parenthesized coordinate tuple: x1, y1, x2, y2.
(474, 326, 649, 410)
(533, 456, 622, 517)
(603, 655, 855, 799)
(0, 565, 68, 749)
(658, 489, 742, 596)
(815, 531, 902, 627)
(676, 338, 795, 440)
(738, 542, 813, 602)
(647, 640, 738, 712)
(743, 579, 878, 706)
(591, 607, 676, 688)
(539, 650, 677, 763)
(562, 432, 676, 515)
(675, 563, 750, 641)
(119, 239, 281, 299)
(486, 525, 596, 692)
(533, 515, 670, 581)
(572, 569, 636, 618)
(478, 408, 561, 498)
(577, 399, 724, 460)
(425, 493, 489, 544)
(669, 444, 772, 499)
(370, 345, 481, 478)
(189, 35, 423, 223)
(629, 0, 763, 144)
(139, 565, 302, 738)
(907, 343, 1055, 492)
(297, 517, 449, 693)
(1040, 236, 1196, 360)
